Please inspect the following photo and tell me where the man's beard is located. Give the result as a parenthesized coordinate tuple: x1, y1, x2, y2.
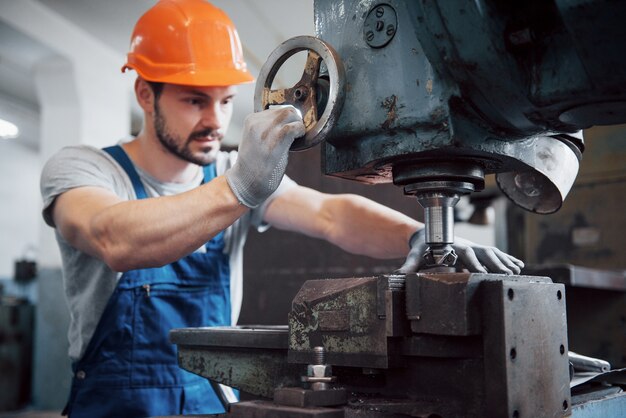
(153, 102, 222, 166)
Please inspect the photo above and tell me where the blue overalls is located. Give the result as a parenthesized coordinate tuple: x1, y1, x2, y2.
(63, 145, 232, 417)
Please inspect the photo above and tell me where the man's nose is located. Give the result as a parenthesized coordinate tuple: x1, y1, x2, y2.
(201, 103, 223, 130)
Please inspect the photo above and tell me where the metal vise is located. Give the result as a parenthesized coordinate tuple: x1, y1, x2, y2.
(171, 273, 571, 417)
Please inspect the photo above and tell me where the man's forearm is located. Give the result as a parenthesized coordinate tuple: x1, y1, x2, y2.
(65, 176, 247, 271)
(320, 194, 422, 259)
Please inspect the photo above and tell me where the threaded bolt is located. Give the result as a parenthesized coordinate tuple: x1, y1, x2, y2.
(313, 346, 326, 365)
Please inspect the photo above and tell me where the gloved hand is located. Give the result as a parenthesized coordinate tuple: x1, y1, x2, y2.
(225, 106, 305, 208)
(398, 228, 525, 274)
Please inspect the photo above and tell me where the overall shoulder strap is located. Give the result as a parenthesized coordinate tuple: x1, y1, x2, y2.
(200, 162, 225, 249)
(202, 163, 217, 184)
(102, 145, 148, 199)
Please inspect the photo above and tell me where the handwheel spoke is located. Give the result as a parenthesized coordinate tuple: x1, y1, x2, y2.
(265, 88, 291, 107)
(301, 91, 318, 129)
(294, 51, 322, 129)
(298, 50, 322, 86)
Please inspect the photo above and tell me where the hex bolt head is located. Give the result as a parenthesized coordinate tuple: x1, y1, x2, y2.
(308, 364, 333, 377)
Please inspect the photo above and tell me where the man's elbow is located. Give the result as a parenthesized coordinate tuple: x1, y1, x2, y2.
(98, 237, 169, 272)
(91, 223, 137, 272)
(96, 239, 133, 272)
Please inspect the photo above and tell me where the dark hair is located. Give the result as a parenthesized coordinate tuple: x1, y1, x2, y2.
(146, 80, 164, 101)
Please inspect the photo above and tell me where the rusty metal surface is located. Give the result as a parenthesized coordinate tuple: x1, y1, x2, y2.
(288, 277, 393, 369)
(172, 326, 299, 398)
(176, 345, 301, 399)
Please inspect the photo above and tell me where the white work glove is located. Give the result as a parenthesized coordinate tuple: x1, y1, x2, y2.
(225, 107, 305, 208)
(398, 229, 525, 274)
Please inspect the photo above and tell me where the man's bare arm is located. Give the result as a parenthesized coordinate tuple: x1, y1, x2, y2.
(263, 185, 524, 273)
(52, 176, 247, 272)
(263, 185, 422, 259)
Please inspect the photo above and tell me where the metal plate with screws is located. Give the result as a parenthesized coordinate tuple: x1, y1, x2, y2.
(363, 3, 397, 48)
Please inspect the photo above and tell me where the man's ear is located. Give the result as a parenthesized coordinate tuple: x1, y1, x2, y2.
(135, 77, 155, 114)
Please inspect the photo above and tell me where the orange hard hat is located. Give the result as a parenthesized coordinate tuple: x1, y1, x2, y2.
(122, 0, 254, 86)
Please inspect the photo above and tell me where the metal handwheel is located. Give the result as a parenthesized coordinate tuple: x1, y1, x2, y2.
(254, 36, 346, 151)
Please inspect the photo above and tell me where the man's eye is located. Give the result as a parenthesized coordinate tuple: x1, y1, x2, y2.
(186, 98, 203, 106)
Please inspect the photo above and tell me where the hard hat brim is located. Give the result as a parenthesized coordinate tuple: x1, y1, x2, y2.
(122, 63, 255, 87)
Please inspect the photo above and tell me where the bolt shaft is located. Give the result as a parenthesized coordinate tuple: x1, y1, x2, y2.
(313, 346, 325, 364)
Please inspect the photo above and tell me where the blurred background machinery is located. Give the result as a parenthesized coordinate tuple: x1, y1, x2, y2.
(0, 295, 34, 412)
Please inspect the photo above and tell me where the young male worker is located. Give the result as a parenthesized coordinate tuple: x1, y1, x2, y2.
(40, 0, 523, 416)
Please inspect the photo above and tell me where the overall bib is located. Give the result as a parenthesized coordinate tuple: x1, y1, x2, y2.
(64, 145, 232, 417)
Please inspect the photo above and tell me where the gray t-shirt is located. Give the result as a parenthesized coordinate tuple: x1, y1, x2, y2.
(40, 144, 296, 360)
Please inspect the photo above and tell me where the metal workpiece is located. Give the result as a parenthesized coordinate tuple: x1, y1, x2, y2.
(254, 35, 345, 151)
(568, 351, 610, 373)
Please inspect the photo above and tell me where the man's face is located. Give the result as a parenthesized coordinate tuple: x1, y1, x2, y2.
(152, 84, 237, 165)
